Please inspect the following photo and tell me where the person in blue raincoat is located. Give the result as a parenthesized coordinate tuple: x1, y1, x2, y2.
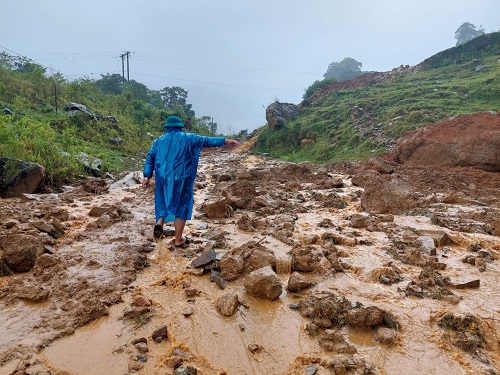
(142, 116, 240, 246)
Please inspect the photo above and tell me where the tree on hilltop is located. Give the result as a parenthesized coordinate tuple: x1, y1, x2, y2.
(455, 22, 485, 46)
(323, 57, 363, 82)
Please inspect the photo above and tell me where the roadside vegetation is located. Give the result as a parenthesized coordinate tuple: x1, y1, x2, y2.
(0, 53, 222, 186)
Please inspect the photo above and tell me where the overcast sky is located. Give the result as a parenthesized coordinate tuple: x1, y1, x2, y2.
(1, 0, 499, 134)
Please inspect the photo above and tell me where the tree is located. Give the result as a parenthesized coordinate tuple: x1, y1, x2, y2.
(95, 73, 125, 95)
(455, 22, 485, 46)
(160, 86, 188, 108)
(323, 57, 363, 82)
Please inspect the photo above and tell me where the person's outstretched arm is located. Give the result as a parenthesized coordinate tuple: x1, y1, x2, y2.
(225, 139, 240, 147)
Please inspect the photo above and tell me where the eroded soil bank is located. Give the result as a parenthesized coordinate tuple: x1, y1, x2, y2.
(1, 147, 499, 375)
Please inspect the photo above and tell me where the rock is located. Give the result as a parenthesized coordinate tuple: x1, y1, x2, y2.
(287, 272, 313, 292)
(0, 158, 46, 198)
(373, 327, 398, 345)
(124, 306, 150, 319)
(223, 180, 257, 209)
(152, 325, 168, 343)
(4, 219, 20, 229)
(135, 342, 149, 353)
(14, 284, 50, 302)
(220, 241, 276, 281)
(76, 152, 104, 177)
(493, 220, 500, 237)
(0, 234, 44, 274)
(305, 365, 318, 375)
(416, 236, 436, 256)
(366, 157, 396, 174)
(210, 270, 227, 289)
(219, 253, 245, 281)
(360, 173, 421, 214)
(347, 306, 385, 326)
(108, 137, 123, 145)
(395, 112, 500, 172)
(201, 197, 231, 219)
(349, 213, 374, 228)
(237, 214, 256, 232)
(191, 248, 216, 268)
(174, 365, 198, 375)
(244, 266, 283, 300)
(218, 292, 239, 316)
(109, 171, 142, 189)
(248, 343, 262, 353)
(184, 288, 200, 297)
(63, 102, 97, 119)
(265, 102, 300, 130)
(452, 279, 480, 289)
(132, 295, 152, 307)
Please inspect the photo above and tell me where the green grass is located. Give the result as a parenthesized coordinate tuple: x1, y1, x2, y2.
(254, 33, 500, 163)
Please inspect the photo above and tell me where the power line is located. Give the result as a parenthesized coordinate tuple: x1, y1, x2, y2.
(131, 71, 303, 91)
(0, 45, 73, 81)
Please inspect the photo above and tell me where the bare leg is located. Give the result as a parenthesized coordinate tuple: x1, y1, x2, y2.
(174, 218, 186, 246)
(156, 217, 164, 227)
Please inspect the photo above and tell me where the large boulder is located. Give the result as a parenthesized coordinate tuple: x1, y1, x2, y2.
(395, 112, 500, 172)
(265, 102, 300, 130)
(0, 234, 45, 274)
(0, 158, 46, 198)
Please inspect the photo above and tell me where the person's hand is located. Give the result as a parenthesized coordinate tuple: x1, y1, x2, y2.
(142, 177, 150, 190)
(225, 139, 240, 147)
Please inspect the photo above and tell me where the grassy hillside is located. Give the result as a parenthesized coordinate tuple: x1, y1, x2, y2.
(0, 54, 218, 186)
(253, 31, 500, 163)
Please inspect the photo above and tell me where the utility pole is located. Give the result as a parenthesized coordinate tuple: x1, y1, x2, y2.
(120, 51, 131, 88)
(126, 51, 130, 82)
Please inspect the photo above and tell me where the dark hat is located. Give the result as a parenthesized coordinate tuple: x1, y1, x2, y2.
(164, 116, 184, 128)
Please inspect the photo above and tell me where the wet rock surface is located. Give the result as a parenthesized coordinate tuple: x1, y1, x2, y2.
(1, 119, 500, 374)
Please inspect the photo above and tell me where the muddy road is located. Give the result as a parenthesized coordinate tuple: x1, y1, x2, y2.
(1, 147, 499, 375)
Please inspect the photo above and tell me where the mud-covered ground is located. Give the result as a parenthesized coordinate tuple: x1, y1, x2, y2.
(1, 142, 499, 374)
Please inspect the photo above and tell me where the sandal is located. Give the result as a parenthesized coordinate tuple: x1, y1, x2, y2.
(153, 224, 163, 239)
(173, 236, 193, 248)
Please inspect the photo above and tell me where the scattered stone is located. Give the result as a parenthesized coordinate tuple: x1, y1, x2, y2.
(373, 327, 398, 345)
(416, 236, 436, 256)
(135, 342, 149, 353)
(124, 306, 151, 319)
(248, 343, 262, 353)
(218, 292, 239, 316)
(152, 325, 168, 343)
(452, 279, 480, 289)
(437, 313, 485, 353)
(244, 266, 283, 300)
(163, 226, 176, 236)
(287, 272, 313, 292)
(184, 288, 200, 297)
(379, 276, 392, 284)
(132, 294, 152, 307)
(191, 248, 216, 268)
(305, 364, 318, 375)
(182, 306, 194, 317)
(174, 364, 198, 375)
(210, 270, 227, 289)
(195, 222, 209, 230)
(347, 307, 385, 326)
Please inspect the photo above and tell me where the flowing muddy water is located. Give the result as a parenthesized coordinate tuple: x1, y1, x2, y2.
(1, 152, 499, 374)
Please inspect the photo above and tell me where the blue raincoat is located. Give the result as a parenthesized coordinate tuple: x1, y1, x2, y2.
(143, 128, 225, 222)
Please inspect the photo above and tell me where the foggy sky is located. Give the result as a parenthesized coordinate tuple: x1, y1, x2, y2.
(1, 0, 499, 134)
